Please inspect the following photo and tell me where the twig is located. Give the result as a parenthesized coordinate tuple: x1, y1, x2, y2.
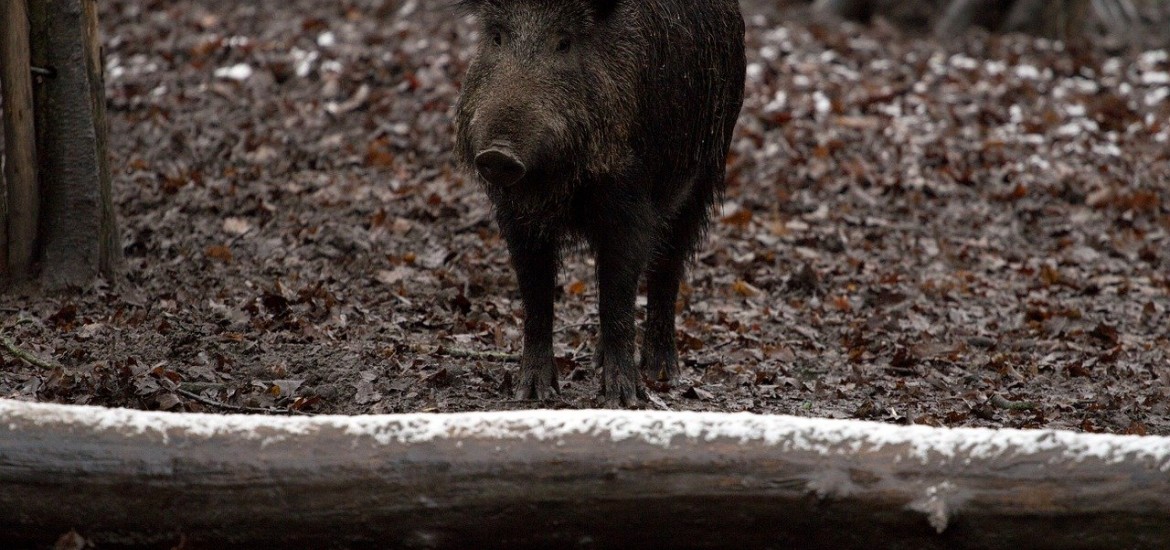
(990, 394, 1038, 411)
(555, 321, 596, 334)
(175, 388, 312, 415)
(429, 345, 590, 365)
(178, 381, 228, 391)
(455, 212, 491, 234)
(0, 334, 59, 369)
(435, 346, 520, 363)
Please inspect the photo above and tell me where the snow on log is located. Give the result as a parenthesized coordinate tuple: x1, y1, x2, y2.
(1, 399, 1169, 548)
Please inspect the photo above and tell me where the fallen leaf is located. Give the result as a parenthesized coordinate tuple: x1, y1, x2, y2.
(205, 245, 233, 263)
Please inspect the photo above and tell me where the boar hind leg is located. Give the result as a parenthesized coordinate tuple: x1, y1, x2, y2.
(505, 230, 560, 400)
(641, 192, 707, 382)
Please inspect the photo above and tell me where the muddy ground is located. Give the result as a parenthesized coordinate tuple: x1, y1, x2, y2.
(2, 0, 1168, 435)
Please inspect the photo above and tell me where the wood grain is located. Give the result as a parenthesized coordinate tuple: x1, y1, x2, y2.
(1, 0, 40, 281)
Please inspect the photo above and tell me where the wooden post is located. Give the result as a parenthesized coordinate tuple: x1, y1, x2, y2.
(27, 0, 121, 290)
(1, 0, 40, 282)
(1, 153, 6, 281)
(82, 0, 119, 279)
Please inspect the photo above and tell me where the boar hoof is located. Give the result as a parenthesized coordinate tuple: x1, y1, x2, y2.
(600, 368, 645, 408)
(515, 358, 558, 400)
(639, 348, 681, 383)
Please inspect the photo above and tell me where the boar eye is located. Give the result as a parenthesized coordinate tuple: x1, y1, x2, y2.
(556, 36, 572, 53)
(490, 31, 503, 46)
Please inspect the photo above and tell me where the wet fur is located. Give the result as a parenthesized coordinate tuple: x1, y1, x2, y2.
(454, 0, 745, 405)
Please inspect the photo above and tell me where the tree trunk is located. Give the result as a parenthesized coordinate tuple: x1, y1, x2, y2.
(936, 0, 1091, 40)
(27, 0, 120, 290)
(1002, 0, 1090, 40)
(0, 154, 5, 281)
(935, 0, 1014, 38)
(814, 0, 876, 21)
(1, 0, 40, 283)
(2, 400, 1169, 549)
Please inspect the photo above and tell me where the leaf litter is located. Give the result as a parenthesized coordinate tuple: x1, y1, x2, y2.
(1, 0, 1167, 435)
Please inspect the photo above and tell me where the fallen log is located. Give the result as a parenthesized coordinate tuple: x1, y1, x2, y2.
(1, 399, 1168, 549)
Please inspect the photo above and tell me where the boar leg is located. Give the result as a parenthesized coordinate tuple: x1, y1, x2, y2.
(505, 230, 560, 400)
(641, 254, 683, 382)
(641, 193, 706, 382)
(595, 209, 654, 407)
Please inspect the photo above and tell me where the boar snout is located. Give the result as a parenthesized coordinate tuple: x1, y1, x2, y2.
(475, 145, 527, 187)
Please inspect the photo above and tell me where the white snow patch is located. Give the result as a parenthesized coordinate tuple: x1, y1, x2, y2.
(1094, 143, 1124, 157)
(2, 400, 1170, 470)
(1068, 77, 1100, 95)
(398, 0, 418, 17)
(1147, 87, 1170, 108)
(1142, 72, 1170, 86)
(1103, 58, 1123, 75)
(1056, 120, 1097, 138)
(292, 48, 319, 78)
(746, 63, 764, 82)
(949, 54, 978, 71)
(214, 63, 253, 81)
(1013, 64, 1042, 80)
(1139, 49, 1169, 66)
(762, 26, 790, 44)
(813, 92, 831, 115)
(764, 90, 788, 113)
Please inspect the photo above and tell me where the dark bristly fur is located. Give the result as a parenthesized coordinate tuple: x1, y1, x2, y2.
(454, 0, 745, 406)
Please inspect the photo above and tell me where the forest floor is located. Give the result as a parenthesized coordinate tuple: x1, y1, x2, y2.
(2, 0, 1169, 435)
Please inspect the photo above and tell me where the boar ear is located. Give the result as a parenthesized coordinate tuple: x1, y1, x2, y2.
(590, 0, 620, 18)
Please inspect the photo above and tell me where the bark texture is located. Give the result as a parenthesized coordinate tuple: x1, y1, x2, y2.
(27, 0, 120, 289)
(1, 0, 40, 282)
(936, 0, 1091, 39)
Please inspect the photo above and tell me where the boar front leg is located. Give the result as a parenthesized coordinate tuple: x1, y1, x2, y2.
(505, 230, 560, 401)
(594, 204, 654, 408)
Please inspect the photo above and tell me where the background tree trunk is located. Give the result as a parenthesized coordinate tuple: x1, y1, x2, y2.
(1, 0, 41, 284)
(26, 0, 120, 289)
(934, 0, 1015, 38)
(0, 155, 5, 280)
(811, 0, 940, 33)
(813, 0, 876, 22)
(811, 0, 1098, 41)
(932, 0, 1092, 41)
(1002, 0, 1091, 39)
